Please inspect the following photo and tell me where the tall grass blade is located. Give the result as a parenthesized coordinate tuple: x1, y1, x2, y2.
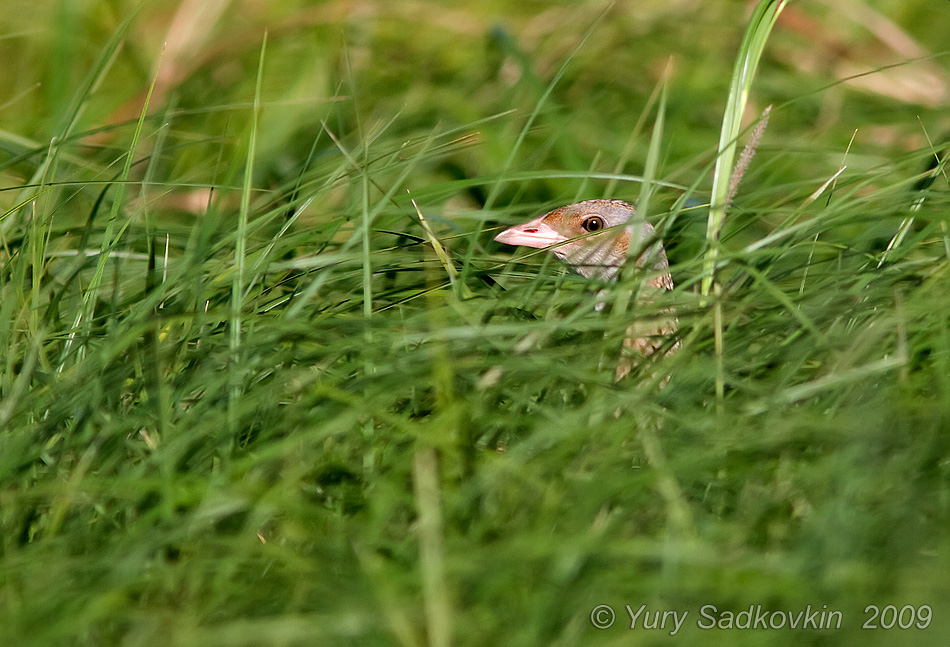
(701, 0, 788, 402)
(228, 33, 267, 437)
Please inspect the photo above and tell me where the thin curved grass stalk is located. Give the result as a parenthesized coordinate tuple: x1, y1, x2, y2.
(58, 35, 162, 370)
(228, 33, 266, 439)
(877, 134, 950, 267)
(460, 8, 610, 283)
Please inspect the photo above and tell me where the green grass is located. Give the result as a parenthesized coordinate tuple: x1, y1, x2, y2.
(2, 1, 950, 645)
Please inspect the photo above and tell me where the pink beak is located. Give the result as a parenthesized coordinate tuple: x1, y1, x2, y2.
(493, 215, 567, 249)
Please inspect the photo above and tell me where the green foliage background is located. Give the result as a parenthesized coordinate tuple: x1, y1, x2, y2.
(1, 1, 949, 645)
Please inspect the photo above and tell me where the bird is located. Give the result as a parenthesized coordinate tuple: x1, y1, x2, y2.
(494, 199, 677, 382)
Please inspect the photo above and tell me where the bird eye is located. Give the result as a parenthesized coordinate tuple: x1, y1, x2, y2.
(581, 216, 604, 233)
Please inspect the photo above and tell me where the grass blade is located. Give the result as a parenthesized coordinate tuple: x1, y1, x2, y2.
(702, 0, 789, 402)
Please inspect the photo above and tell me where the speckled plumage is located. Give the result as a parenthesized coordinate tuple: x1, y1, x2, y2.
(495, 199, 678, 381)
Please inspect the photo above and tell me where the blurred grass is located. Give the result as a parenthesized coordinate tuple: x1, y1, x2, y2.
(1, 1, 950, 645)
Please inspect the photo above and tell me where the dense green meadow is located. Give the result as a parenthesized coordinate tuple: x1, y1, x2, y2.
(1, 0, 949, 644)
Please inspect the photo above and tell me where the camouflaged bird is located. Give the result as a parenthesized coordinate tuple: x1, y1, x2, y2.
(494, 199, 678, 382)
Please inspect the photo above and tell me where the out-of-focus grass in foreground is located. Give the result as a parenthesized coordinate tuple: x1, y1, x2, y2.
(1, 1, 949, 645)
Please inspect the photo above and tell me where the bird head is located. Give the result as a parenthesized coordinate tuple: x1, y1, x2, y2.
(494, 199, 666, 282)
